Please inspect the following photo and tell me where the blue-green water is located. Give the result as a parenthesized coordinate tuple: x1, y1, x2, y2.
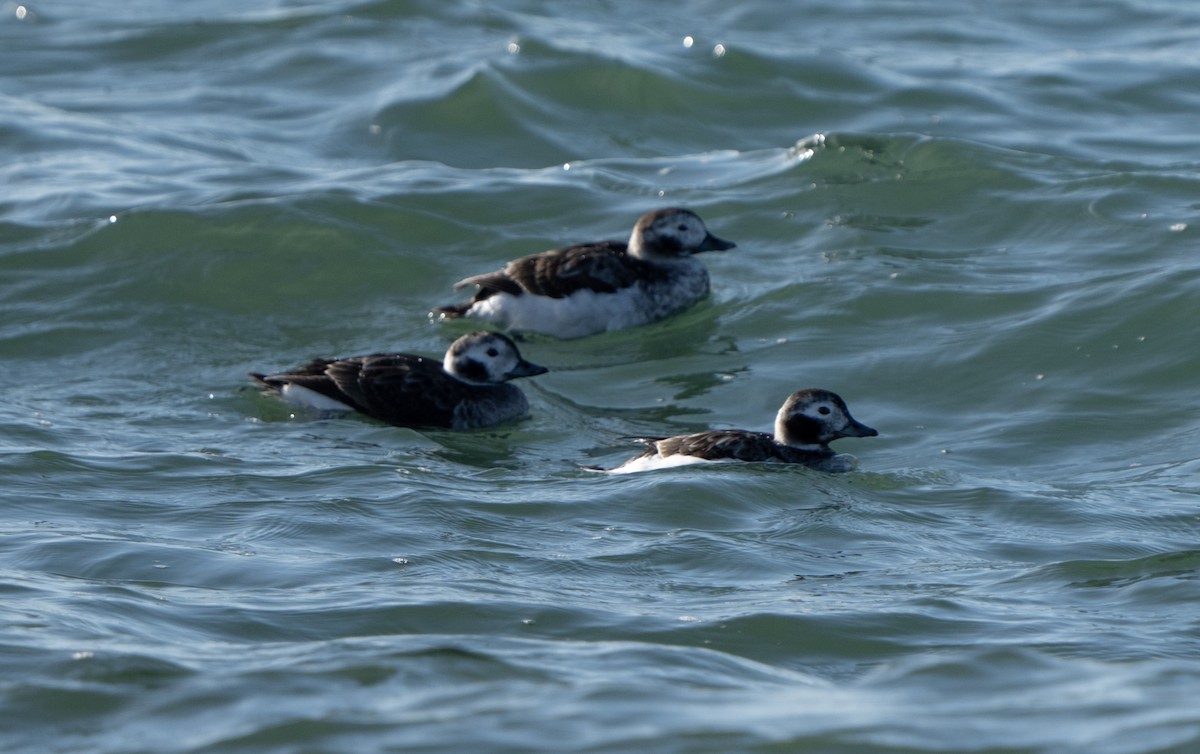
(3, 1, 1200, 752)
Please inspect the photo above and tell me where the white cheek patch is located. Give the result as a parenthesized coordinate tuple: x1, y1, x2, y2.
(280, 384, 355, 412)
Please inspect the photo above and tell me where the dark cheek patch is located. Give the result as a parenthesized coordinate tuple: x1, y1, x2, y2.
(657, 235, 686, 255)
(782, 414, 823, 444)
(457, 359, 490, 383)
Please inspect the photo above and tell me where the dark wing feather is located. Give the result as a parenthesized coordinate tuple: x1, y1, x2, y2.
(256, 354, 466, 428)
(455, 241, 668, 301)
(654, 430, 784, 462)
(326, 354, 463, 427)
(252, 358, 357, 408)
(656, 429, 840, 467)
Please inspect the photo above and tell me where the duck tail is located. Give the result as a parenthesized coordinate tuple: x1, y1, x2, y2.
(248, 372, 282, 392)
(430, 302, 471, 320)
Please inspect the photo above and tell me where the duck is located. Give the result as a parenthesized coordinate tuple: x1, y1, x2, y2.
(598, 388, 877, 473)
(250, 331, 547, 429)
(432, 208, 735, 339)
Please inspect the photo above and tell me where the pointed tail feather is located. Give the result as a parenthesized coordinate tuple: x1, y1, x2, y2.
(248, 372, 285, 394)
(431, 302, 471, 320)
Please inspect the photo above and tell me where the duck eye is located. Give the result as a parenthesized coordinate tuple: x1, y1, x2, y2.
(486, 348, 499, 357)
(677, 224, 688, 232)
(818, 406, 831, 415)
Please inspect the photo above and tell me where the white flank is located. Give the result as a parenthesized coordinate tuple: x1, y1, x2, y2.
(279, 384, 355, 412)
(606, 453, 724, 475)
(470, 288, 650, 339)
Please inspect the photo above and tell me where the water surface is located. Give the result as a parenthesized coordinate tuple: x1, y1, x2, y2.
(3, 1, 1200, 752)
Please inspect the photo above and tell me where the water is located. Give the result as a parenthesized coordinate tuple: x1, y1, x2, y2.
(3, 1, 1200, 751)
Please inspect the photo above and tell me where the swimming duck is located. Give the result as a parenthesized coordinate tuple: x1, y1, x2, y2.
(250, 331, 547, 429)
(599, 388, 877, 473)
(433, 208, 735, 339)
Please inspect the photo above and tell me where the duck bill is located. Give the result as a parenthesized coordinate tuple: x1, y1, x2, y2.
(841, 419, 878, 439)
(695, 233, 736, 253)
(507, 359, 549, 379)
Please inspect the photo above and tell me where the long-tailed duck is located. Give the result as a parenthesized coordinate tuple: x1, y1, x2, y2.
(250, 331, 547, 429)
(598, 389, 877, 474)
(432, 208, 735, 339)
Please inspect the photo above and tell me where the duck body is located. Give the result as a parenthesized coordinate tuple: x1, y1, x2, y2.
(250, 332, 546, 430)
(603, 389, 877, 474)
(434, 208, 734, 339)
